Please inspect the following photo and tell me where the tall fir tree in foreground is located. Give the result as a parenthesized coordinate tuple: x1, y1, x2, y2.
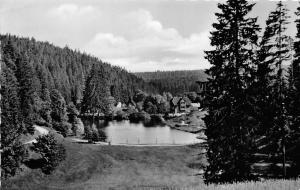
(254, 3, 282, 139)
(287, 3, 300, 175)
(81, 63, 110, 115)
(257, 1, 291, 177)
(204, 0, 260, 183)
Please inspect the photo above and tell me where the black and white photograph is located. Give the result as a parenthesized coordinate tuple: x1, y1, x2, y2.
(0, 0, 299, 189)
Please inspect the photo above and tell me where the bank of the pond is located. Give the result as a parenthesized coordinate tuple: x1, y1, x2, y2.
(78, 110, 207, 146)
(80, 111, 166, 126)
(70, 137, 201, 146)
(3, 137, 206, 190)
(165, 110, 207, 134)
(82, 120, 202, 145)
(80, 109, 207, 135)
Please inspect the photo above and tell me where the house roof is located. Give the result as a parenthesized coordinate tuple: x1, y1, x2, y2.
(181, 96, 191, 105)
(171, 96, 192, 106)
(171, 97, 180, 106)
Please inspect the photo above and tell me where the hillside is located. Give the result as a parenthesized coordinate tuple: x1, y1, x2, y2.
(134, 70, 209, 95)
(0, 34, 157, 104)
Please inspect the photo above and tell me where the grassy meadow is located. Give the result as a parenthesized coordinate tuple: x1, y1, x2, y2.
(3, 138, 206, 190)
(2, 136, 299, 190)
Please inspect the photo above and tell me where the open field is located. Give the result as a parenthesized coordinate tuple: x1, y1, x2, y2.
(2, 138, 206, 190)
(167, 179, 300, 190)
(3, 134, 299, 190)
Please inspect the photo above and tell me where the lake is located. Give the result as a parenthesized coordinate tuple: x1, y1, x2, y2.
(83, 120, 202, 145)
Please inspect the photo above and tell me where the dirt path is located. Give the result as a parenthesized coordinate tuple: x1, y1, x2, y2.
(24, 125, 49, 144)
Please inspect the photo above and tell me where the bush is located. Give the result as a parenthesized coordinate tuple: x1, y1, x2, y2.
(84, 125, 107, 143)
(144, 101, 157, 114)
(2, 140, 28, 178)
(72, 118, 84, 136)
(52, 121, 72, 137)
(114, 110, 128, 121)
(32, 133, 66, 174)
(35, 119, 52, 128)
(149, 115, 166, 126)
(128, 112, 151, 124)
(133, 90, 148, 103)
(67, 102, 79, 123)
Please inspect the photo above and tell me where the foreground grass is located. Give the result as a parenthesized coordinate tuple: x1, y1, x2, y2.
(3, 138, 205, 190)
(3, 136, 299, 190)
(166, 179, 300, 190)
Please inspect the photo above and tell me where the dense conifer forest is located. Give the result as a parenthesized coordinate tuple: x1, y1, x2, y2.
(1, 35, 157, 105)
(203, 0, 300, 183)
(0, 34, 158, 178)
(135, 70, 209, 95)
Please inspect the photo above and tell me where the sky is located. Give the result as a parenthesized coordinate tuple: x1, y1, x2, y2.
(0, 0, 299, 72)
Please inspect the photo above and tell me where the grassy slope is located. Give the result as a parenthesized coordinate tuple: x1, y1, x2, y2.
(188, 179, 300, 190)
(3, 134, 299, 190)
(3, 138, 205, 190)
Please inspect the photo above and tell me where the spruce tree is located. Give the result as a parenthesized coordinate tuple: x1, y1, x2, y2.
(41, 88, 52, 124)
(1, 64, 27, 178)
(81, 63, 110, 115)
(50, 89, 68, 123)
(287, 3, 300, 175)
(257, 1, 291, 177)
(204, 0, 260, 183)
(254, 3, 279, 137)
(50, 89, 70, 136)
(2, 39, 17, 71)
(16, 54, 39, 134)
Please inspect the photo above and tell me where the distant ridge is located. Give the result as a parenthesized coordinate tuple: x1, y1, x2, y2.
(134, 70, 209, 95)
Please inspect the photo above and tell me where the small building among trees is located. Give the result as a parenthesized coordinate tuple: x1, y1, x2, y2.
(170, 96, 192, 114)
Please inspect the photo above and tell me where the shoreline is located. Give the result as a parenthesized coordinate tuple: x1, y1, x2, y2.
(165, 110, 207, 134)
(69, 137, 203, 147)
(166, 122, 203, 134)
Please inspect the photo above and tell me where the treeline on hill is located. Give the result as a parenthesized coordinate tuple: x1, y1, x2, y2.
(0, 35, 157, 104)
(0, 34, 157, 179)
(135, 70, 209, 95)
(204, 0, 300, 184)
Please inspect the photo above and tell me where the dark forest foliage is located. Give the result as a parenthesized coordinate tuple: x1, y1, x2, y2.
(286, 3, 300, 174)
(1, 64, 27, 178)
(0, 34, 157, 104)
(204, 0, 300, 183)
(81, 63, 111, 115)
(31, 133, 66, 174)
(204, 0, 261, 183)
(255, 1, 292, 177)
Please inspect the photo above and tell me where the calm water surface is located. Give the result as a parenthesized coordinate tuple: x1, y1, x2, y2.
(84, 120, 201, 145)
